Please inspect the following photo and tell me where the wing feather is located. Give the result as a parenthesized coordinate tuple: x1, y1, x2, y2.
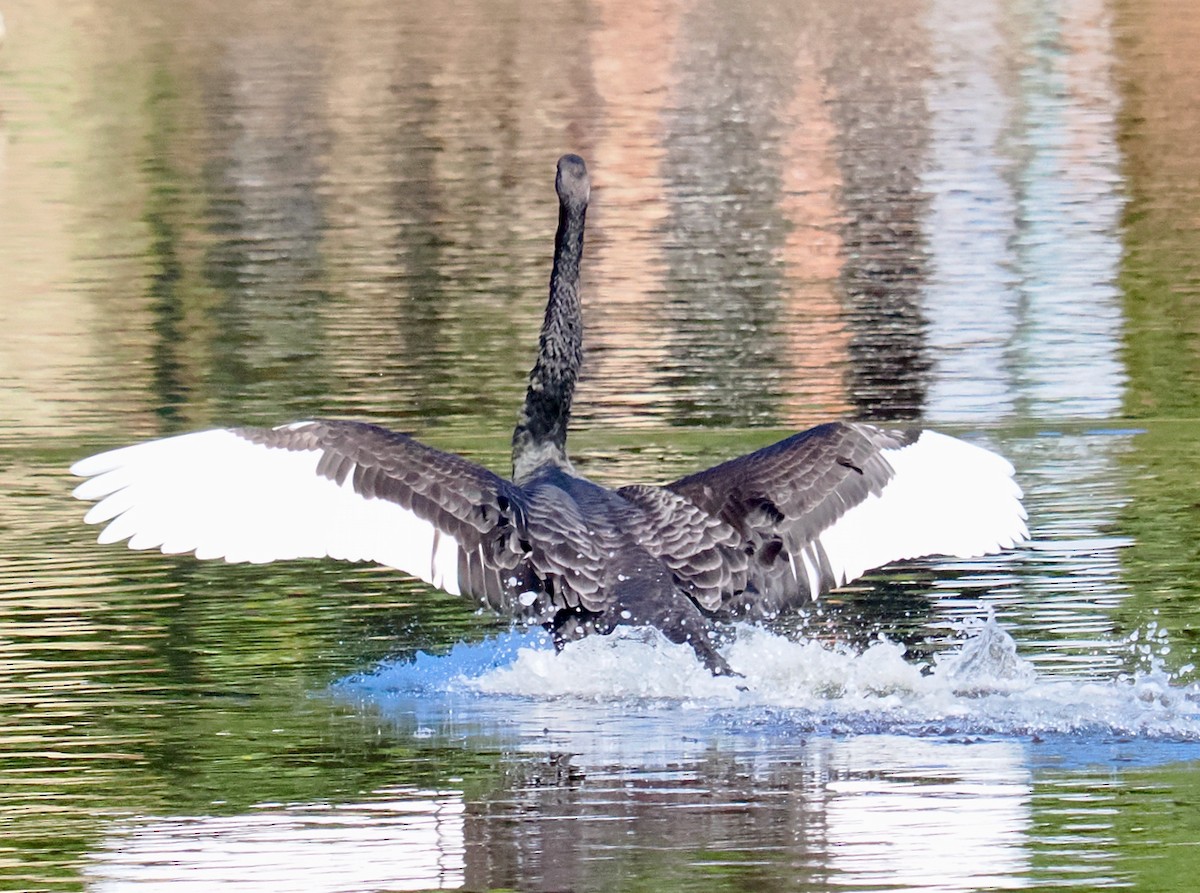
(614, 484, 748, 611)
(71, 420, 541, 612)
(668, 421, 1026, 615)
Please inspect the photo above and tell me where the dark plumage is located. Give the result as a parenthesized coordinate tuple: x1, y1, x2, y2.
(72, 154, 1027, 676)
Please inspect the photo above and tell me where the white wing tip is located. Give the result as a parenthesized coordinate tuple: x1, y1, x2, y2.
(70, 426, 467, 596)
(70, 451, 120, 480)
(817, 428, 1027, 588)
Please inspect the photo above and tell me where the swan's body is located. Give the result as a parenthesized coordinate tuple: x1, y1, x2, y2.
(72, 155, 1026, 675)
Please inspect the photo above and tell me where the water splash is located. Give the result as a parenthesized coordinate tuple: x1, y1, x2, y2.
(338, 617, 1200, 743)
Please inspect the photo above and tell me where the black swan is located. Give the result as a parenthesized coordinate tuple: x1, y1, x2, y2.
(71, 154, 1026, 676)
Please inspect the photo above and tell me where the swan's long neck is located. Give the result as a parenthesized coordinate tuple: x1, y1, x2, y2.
(513, 157, 589, 484)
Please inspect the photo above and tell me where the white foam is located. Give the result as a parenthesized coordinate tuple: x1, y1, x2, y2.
(342, 618, 1200, 742)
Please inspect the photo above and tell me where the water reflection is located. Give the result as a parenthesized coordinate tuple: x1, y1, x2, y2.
(921, 0, 1126, 425)
(921, 0, 1023, 423)
(86, 787, 466, 892)
(0, 0, 1129, 440)
(1007, 0, 1126, 421)
(979, 431, 1136, 676)
(659, 0, 793, 427)
(827, 0, 934, 422)
(463, 736, 1037, 893)
(824, 739, 1032, 890)
(200, 17, 334, 422)
(80, 724, 1036, 893)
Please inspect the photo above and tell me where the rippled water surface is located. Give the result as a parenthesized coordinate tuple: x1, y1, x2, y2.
(5, 0, 1200, 890)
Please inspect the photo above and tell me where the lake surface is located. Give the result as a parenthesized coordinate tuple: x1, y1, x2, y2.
(4, 0, 1200, 889)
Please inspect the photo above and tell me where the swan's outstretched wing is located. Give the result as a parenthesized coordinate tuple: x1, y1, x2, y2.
(666, 422, 1027, 617)
(71, 420, 554, 618)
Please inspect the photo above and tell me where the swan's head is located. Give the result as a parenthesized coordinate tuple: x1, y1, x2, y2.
(555, 154, 590, 211)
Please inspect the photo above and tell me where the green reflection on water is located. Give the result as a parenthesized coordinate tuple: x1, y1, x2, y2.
(1113, 763, 1200, 890)
(1118, 0, 1200, 422)
(1116, 423, 1200, 678)
(1115, 0, 1200, 683)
